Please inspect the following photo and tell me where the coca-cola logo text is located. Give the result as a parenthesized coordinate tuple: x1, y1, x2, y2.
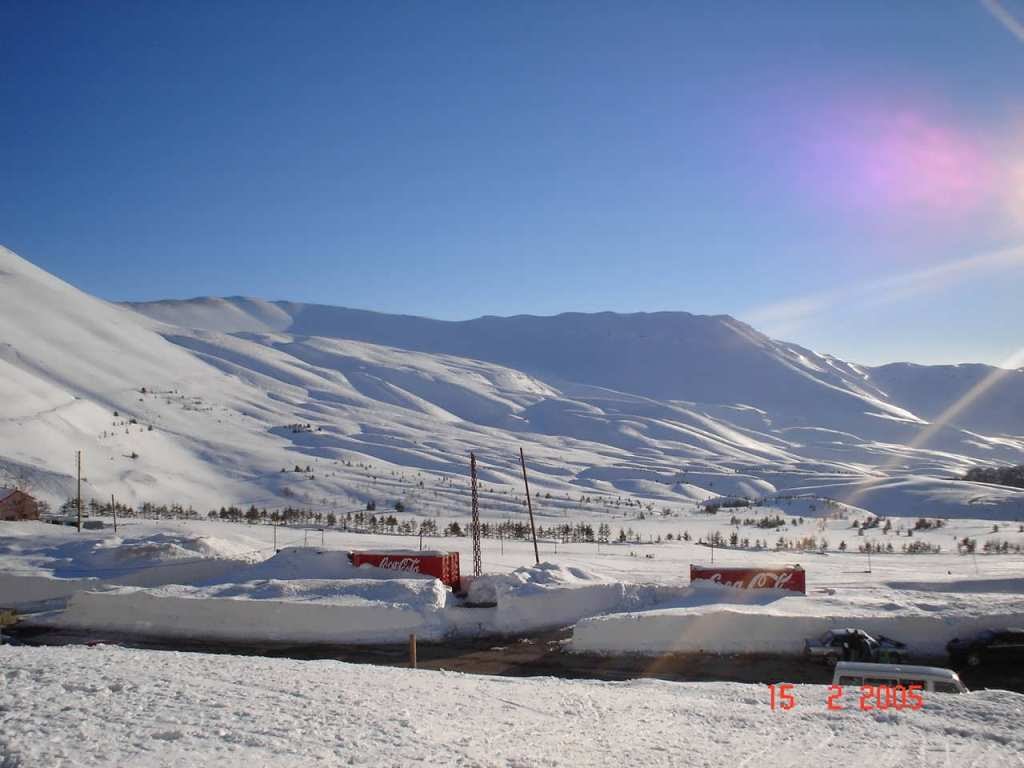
(376, 557, 422, 573)
(694, 567, 803, 592)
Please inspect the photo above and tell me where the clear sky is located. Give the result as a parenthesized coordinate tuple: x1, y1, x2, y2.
(2, 1, 1023, 366)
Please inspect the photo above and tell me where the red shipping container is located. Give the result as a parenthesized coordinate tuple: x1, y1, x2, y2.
(689, 564, 805, 593)
(350, 550, 461, 590)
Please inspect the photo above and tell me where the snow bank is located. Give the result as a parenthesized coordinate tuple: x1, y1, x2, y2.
(466, 561, 610, 603)
(572, 583, 1024, 655)
(0, 558, 245, 608)
(47, 561, 654, 644)
(887, 576, 1024, 594)
(40, 559, 682, 644)
(0, 539, 453, 612)
(230, 546, 438, 583)
(3, 644, 1022, 767)
(69, 532, 257, 570)
(0, 530, 264, 608)
(42, 547, 457, 643)
(156, 576, 450, 607)
(0, 573, 100, 606)
(0, 527, 260, 577)
(39, 547, 469, 644)
(457, 562, 687, 635)
(54, 578, 449, 643)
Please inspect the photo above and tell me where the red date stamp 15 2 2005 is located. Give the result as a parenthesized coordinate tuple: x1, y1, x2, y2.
(768, 683, 924, 712)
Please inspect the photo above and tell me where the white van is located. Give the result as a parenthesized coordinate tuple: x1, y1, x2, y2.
(832, 661, 968, 693)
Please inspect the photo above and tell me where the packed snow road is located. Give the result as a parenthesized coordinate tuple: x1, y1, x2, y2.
(1, 645, 1021, 767)
(9, 625, 1024, 695)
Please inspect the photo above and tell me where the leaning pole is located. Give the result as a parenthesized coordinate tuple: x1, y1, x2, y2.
(519, 447, 540, 565)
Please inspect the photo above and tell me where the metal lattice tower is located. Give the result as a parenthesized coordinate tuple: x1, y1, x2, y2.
(470, 452, 482, 576)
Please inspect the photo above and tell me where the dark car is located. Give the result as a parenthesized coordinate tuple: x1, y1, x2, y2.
(947, 628, 1024, 669)
(804, 628, 908, 666)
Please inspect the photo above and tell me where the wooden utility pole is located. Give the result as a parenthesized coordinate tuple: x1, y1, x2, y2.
(519, 447, 540, 566)
(408, 633, 418, 669)
(111, 494, 118, 533)
(76, 450, 82, 533)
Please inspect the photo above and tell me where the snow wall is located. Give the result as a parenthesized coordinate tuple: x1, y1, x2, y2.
(46, 562, 691, 644)
(571, 606, 1024, 656)
(57, 585, 449, 644)
(0, 559, 243, 608)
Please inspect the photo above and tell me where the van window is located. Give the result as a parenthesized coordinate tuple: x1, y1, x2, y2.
(838, 676, 860, 686)
(863, 678, 891, 686)
(899, 679, 925, 689)
(933, 681, 961, 694)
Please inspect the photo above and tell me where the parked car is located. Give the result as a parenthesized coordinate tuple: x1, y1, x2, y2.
(947, 628, 1024, 668)
(804, 628, 908, 666)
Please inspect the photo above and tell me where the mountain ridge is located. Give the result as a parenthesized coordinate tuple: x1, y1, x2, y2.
(126, 295, 1024, 439)
(125, 296, 1022, 371)
(2, 246, 1023, 520)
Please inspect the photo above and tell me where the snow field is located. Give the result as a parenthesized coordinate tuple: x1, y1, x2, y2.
(5, 515, 1024, 650)
(1, 644, 1022, 767)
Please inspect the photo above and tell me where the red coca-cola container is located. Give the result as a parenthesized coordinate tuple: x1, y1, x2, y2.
(350, 550, 461, 590)
(689, 564, 805, 593)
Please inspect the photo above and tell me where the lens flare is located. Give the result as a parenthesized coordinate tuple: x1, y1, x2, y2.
(842, 343, 1024, 510)
(1010, 160, 1024, 224)
(981, 0, 1024, 44)
(744, 244, 1024, 338)
(806, 104, 997, 219)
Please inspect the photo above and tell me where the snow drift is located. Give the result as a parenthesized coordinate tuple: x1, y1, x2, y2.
(56, 584, 449, 644)
(571, 582, 1024, 656)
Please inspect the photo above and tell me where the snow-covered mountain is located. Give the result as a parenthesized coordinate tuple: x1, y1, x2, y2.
(3, 245, 1023, 519)
(128, 296, 1024, 439)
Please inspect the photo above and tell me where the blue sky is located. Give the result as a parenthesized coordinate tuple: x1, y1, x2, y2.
(2, 1, 1023, 366)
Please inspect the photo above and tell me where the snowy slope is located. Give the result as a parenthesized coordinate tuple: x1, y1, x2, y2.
(0, 248, 275, 506)
(3, 246, 1024, 521)
(129, 299, 920, 431)
(2, 644, 1022, 767)
(870, 362, 1024, 437)
(129, 296, 1024, 438)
